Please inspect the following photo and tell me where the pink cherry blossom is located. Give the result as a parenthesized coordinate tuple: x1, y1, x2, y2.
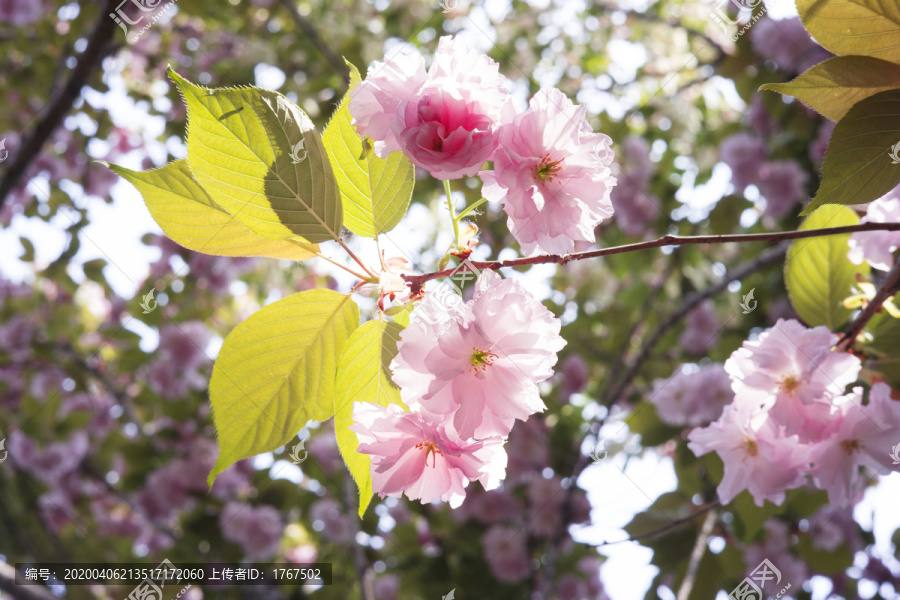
(650, 363, 733, 427)
(750, 17, 831, 74)
(480, 88, 616, 255)
(392, 269, 565, 439)
(220, 502, 283, 560)
(720, 133, 766, 193)
(687, 402, 808, 506)
(758, 160, 808, 218)
(350, 402, 507, 507)
(0, 0, 42, 26)
(724, 319, 860, 409)
(610, 136, 659, 236)
(847, 192, 900, 271)
(808, 383, 900, 504)
(350, 36, 508, 179)
(678, 300, 719, 354)
(482, 525, 530, 583)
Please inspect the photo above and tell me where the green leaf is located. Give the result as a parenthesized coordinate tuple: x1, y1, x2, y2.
(760, 56, 900, 122)
(106, 160, 318, 260)
(785, 205, 868, 329)
(322, 62, 414, 238)
(208, 290, 359, 486)
(864, 311, 900, 355)
(169, 68, 343, 243)
(728, 491, 780, 543)
(802, 89, 900, 215)
(333, 320, 405, 517)
(798, 0, 900, 63)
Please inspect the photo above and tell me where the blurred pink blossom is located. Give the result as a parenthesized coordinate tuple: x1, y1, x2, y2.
(847, 192, 900, 271)
(220, 502, 283, 560)
(720, 133, 766, 193)
(650, 363, 733, 427)
(758, 160, 808, 218)
(482, 525, 530, 583)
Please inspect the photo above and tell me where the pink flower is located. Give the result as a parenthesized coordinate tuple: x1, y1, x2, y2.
(758, 160, 808, 218)
(393, 269, 565, 439)
(750, 17, 831, 74)
(480, 88, 616, 255)
(350, 403, 507, 507)
(847, 192, 900, 271)
(650, 363, 733, 427)
(724, 319, 860, 409)
(678, 300, 719, 354)
(220, 502, 283, 560)
(350, 36, 508, 179)
(0, 0, 42, 26)
(482, 525, 530, 583)
(687, 403, 808, 506)
(808, 383, 900, 504)
(720, 133, 766, 193)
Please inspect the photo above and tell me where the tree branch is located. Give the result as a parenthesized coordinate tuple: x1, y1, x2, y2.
(598, 500, 721, 548)
(837, 256, 900, 351)
(675, 509, 717, 600)
(278, 0, 350, 84)
(0, 0, 119, 208)
(402, 224, 899, 291)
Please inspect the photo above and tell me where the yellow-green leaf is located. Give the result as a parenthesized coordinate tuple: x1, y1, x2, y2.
(169, 68, 342, 243)
(802, 89, 900, 215)
(106, 160, 317, 260)
(761, 56, 900, 122)
(322, 62, 414, 238)
(785, 205, 869, 330)
(333, 320, 405, 517)
(798, 0, 900, 63)
(208, 290, 359, 486)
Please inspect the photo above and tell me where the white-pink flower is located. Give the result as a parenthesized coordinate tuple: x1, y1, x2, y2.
(349, 36, 508, 180)
(808, 383, 900, 504)
(392, 270, 565, 439)
(687, 402, 808, 506)
(350, 403, 506, 507)
(650, 363, 733, 427)
(847, 192, 900, 271)
(480, 88, 616, 255)
(725, 318, 860, 409)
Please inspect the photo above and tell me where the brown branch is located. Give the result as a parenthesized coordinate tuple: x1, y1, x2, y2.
(402, 224, 900, 291)
(600, 500, 721, 548)
(837, 257, 900, 351)
(278, 0, 349, 84)
(675, 509, 717, 600)
(0, 0, 119, 208)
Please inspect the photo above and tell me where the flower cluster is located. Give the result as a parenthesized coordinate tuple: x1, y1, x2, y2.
(848, 189, 900, 271)
(351, 270, 565, 506)
(350, 35, 617, 256)
(688, 319, 900, 506)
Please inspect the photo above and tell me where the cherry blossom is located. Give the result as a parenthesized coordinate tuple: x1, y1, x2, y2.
(350, 403, 507, 507)
(650, 363, 733, 427)
(480, 88, 616, 255)
(350, 36, 508, 179)
(847, 192, 900, 271)
(392, 269, 565, 439)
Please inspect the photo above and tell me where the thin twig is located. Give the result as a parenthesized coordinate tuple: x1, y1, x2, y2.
(837, 257, 900, 351)
(402, 224, 899, 291)
(598, 500, 721, 548)
(278, 0, 349, 84)
(0, 0, 120, 208)
(676, 509, 717, 600)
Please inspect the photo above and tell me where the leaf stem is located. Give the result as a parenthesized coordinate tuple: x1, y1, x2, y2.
(444, 180, 460, 246)
(456, 197, 489, 221)
(337, 238, 378, 279)
(314, 250, 372, 282)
